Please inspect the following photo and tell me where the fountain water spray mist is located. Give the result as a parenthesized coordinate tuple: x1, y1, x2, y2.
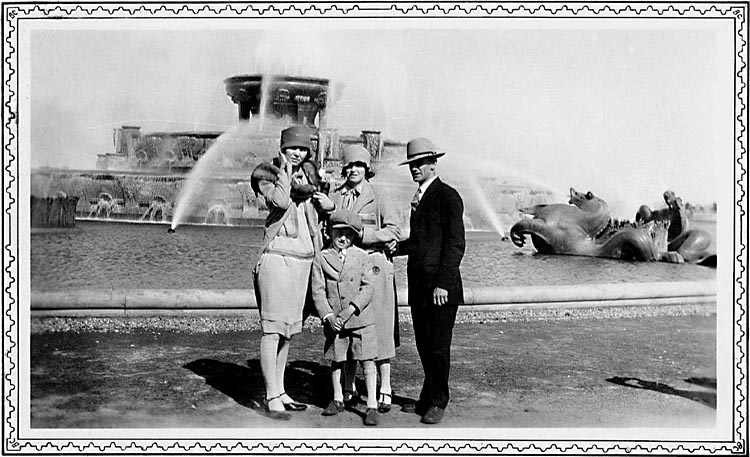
(465, 175, 508, 240)
(258, 74, 273, 132)
(170, 124, 250, 230)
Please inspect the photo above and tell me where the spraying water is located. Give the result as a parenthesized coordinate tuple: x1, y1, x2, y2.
(465, 175, 508, 240)
(170, 124, 250, 230)
(258, 74, 273, 132)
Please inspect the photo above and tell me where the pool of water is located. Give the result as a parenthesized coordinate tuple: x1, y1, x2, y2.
(30, 220, 716, 292)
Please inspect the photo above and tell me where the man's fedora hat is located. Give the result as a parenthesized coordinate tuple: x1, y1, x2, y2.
(280, 125, 313, 151)
(399, 137, 445, 166)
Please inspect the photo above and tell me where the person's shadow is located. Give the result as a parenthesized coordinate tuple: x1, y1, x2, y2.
(606, 376, 716, 409)
(183, 358, 333, 416)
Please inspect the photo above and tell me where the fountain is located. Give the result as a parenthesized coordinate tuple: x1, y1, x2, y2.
(87, 192, 118, 219)
(224, 74, 330, 126)
(30, 72, 582, 235)
(204, 199, 229, 225)
(141, 196, 170, 222)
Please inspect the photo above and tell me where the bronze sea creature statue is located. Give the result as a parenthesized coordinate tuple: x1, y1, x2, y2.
(636, 190, 716, 266)
(509, 188, 714, 266)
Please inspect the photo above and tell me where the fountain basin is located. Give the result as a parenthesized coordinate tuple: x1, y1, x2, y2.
(30, 280, 716, 316)
(224, 74, 331, 125)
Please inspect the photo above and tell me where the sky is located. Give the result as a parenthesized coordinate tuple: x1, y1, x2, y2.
(26, 19, 734, 216)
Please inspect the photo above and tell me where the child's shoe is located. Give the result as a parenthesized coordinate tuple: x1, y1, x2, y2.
(322, 400, 345, 416)
(364, 407, 379, 426)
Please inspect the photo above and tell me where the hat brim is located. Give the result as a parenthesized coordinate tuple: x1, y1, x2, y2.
(281, 141, 311, 151)
(342, 160, 371, 169)
(398, 151, 446, 166)
(331, 223, 361, 232)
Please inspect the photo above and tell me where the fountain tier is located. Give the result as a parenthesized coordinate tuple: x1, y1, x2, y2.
(224, 74, 331, 126)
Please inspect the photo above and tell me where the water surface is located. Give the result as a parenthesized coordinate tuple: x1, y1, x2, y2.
(30, 220, 716, 292)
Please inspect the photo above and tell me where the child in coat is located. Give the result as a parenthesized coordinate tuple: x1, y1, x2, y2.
(316, 210, 380, 426)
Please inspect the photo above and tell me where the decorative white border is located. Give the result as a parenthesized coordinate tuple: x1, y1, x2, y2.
(3, 1, 747, 454)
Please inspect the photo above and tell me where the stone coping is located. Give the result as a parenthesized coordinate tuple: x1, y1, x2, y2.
(30, 281, 716, 315)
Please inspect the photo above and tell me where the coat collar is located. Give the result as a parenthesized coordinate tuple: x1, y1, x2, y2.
(322, 248, 343, 273)
(351, 181, 375, 213)
(334, 180, 376, 213)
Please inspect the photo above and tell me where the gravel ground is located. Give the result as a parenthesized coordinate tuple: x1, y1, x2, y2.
(31, 303, 715, 334)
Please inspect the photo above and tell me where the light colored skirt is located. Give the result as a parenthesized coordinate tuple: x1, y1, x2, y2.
(369, 252, 398, 360)
(256, 252, 313, 338)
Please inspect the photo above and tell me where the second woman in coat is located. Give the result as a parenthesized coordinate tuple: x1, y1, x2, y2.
(314, 144, 403, 413)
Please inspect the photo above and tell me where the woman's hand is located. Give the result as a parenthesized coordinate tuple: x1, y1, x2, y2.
(337, 304, 357, 324)
(278, 152, 293, 176)
(325, 314, 340, 331)
(312, 192, 335, 211)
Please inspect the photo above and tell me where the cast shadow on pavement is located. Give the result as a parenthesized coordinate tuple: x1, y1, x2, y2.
(183, 358, 332, 416)
(606, 376, 716, 409)
(288, 360, 416, 417)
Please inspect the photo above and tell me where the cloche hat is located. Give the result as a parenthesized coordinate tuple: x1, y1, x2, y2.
(399, 137, 445, 166)
(341, 144, 372, 169)
(280, 125, 313, 151)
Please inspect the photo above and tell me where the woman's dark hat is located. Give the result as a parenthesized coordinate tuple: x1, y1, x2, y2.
(330, 209, 363, 233)
(280, 125, 313, 151)
(399, 137, 445, 166)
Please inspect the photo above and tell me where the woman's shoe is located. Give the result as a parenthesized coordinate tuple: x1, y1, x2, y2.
(377, 392, 392, 413)
(280, 392, 308, 411)
(262, 395, 292, 421)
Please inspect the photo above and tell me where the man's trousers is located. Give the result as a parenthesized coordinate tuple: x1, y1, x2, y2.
(410, 304, 459, 409)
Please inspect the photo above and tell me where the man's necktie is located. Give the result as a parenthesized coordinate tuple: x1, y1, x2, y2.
(411, 188, 421, 212)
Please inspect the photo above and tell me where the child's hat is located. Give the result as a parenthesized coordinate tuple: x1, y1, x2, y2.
(330, 209, 363, 232)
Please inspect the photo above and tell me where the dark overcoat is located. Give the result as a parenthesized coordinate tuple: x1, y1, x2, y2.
(400, 178, 465, 306)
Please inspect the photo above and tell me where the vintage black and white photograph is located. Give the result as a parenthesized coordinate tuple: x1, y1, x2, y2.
(3, 1, 745, 454)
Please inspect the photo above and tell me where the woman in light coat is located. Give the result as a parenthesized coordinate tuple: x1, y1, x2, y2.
(315, 144, 403, 413)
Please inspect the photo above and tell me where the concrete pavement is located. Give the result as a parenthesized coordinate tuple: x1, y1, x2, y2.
(30, 303, 716, 429)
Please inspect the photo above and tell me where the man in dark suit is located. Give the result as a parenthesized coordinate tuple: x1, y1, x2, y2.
(396, 137, 465, 425)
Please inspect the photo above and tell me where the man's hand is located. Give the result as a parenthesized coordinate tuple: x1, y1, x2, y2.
(433, 287, 448, 306)
(384, 240, 398, 255)
(312, 192, 335, 211)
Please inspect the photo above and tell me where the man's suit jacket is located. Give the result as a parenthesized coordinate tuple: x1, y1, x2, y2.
(399, 178, 465, 307)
